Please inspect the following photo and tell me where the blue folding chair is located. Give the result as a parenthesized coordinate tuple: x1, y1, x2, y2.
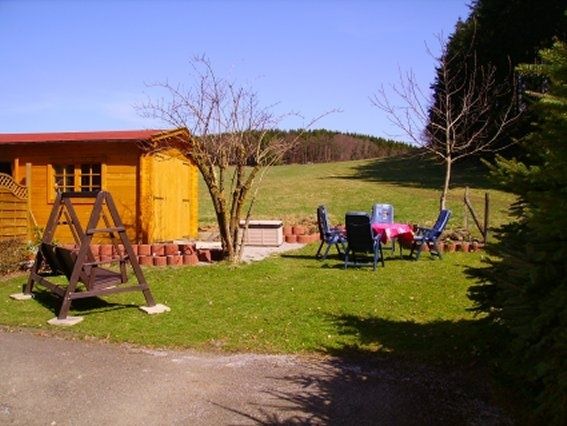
(316, 205, 346, 260)
(344, 211, 384, 271)
(409, 209, 451, 260)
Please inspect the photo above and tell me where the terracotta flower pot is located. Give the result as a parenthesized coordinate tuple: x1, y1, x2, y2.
(138, 244, 151, 256)
(100, 244, 113, 256)
(459, 242, 470, 252)
(165, 243, 179, 256)
(166, 254, 182, 266)
(153, 256, 167, 267)
(292, 225, 306, 236)
(445, 242, 456, 253)
(179, 244, 195, 255)
(138, 256, 153, 266)
(283, 225, 293, 236)
(285, 234, 298, 243)
(112, 244, 125, 256)
(151, 244, 165, 256)
(183, 253, 199, 265)
(297, 234, 311, 244)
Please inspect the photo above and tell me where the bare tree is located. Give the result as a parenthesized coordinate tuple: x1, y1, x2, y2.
(138, 56, 325, 262)
(372, 37, 520, 210)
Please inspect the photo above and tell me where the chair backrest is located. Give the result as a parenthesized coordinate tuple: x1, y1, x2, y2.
(40, 243, 65, 275)
(54, 246, 79, 281)
(345, 212, 374, 252)
(317, 205, 333, 237)
(430, 209, 451, 239)
(371, 203, 394, 224)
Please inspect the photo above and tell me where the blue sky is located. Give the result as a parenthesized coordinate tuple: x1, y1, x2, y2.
(0, 0, 471, 141)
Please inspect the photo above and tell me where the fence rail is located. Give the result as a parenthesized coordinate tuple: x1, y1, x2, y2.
(0, 170, 30, 240)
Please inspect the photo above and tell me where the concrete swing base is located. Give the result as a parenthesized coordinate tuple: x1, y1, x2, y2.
(47, 316, 84, 326)
(10, 292, 33, 301)
(139, 303, 171, 315)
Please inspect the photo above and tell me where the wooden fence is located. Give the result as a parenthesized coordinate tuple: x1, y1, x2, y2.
(0, 165, 31, 241)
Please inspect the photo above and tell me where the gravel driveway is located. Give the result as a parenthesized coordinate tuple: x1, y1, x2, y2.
(0, 328, 511, 425)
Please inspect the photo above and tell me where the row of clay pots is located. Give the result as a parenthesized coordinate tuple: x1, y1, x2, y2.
(138, 253, 199, 266)
(58, 244, 222, 267)
(283, 225, 317, 237)
(405, 241, 485, 253)
(439, 241, 484, 253)
(86, 243, 197, 257)
(285, 233, 320, 244)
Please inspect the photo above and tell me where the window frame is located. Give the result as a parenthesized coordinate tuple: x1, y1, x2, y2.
(47, 159, 106, 203)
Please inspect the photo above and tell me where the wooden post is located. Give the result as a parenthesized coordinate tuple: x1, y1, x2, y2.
(26, 163, 32, 240)
(484, 192, 490, 243)
(463, 191, 468, 231)
(464, 187, 483, 237)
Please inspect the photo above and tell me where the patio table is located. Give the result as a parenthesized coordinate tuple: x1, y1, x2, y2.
(371, 222, 414, 246)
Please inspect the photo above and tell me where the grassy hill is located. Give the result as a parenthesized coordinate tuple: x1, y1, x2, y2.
(199, 156, 515, 240)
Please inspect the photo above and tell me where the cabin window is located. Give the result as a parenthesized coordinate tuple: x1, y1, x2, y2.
(80, 163, 102, 191)
(51, 162, 102, 193)
(53, 164, 75, 192)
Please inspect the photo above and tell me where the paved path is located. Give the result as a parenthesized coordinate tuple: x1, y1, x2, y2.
(241, 242, 305, 263)
(0, 329, 510, 425)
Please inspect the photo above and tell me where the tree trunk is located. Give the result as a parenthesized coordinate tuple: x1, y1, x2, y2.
(440, 157, 452, 211)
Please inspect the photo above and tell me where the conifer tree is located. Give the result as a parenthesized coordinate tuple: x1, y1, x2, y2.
(468, 41, 567, 423)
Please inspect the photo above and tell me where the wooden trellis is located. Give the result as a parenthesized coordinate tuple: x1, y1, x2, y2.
(0, 166, 31, 240)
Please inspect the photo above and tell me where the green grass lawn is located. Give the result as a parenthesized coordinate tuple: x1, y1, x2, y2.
(1, 156, 512, 365)
(199, 156, 515, 241)
(0, 245, 492, 364)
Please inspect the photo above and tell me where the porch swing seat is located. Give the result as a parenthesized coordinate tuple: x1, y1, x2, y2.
(11, 191, 169, 324)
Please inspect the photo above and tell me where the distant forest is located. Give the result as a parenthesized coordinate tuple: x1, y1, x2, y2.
(270, 129, 413, 164)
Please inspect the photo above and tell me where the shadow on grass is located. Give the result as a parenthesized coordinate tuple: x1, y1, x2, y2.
(341, 155, 499, 190)
(31, 289, 138, 317)
(325, 314, 490, 361)
(217, 315, 508, 425)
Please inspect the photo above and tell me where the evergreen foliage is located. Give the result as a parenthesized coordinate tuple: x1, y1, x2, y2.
(264, 129, 413, 164)
(468, 41, 567, 424)
(432, 0, 567, 155)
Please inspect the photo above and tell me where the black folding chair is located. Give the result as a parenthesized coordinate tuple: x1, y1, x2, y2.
(344, 211, 384, 271)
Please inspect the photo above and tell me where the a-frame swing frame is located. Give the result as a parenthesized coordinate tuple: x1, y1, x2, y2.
(14, 191, 169, 325)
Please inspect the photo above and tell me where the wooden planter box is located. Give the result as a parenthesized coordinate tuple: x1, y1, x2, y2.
(239, 220, 283, 247)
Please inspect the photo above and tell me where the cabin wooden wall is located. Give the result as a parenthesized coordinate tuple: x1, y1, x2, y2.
(0, 141, 199, 244)
(0, 142, 141, 243)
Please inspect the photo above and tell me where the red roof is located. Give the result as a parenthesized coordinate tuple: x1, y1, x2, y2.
(0, 129, 168, 145)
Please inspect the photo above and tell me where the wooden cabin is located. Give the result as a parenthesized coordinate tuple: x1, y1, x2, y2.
(0, 129, 198, 243)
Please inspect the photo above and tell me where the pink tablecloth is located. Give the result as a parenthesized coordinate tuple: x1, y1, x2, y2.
(371, 223, 414, 245)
